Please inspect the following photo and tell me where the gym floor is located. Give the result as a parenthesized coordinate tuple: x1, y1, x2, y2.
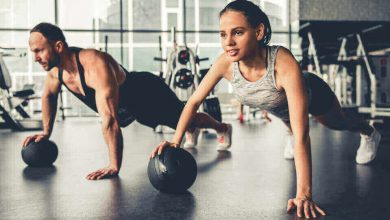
(1, 117, 389, 220)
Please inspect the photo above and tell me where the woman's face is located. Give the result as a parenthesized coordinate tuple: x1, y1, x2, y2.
(219, 10, 263, 62)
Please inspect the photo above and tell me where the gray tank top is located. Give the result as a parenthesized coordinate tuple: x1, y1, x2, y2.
(230, 45, 291, 120)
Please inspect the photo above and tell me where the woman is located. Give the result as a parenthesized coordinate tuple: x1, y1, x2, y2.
(150, 0, 381, 218)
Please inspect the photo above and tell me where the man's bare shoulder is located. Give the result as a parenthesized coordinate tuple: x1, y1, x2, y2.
(78, 49, 112, 74)
(79, 48, 106, 62)
(47, 67, 60, 80)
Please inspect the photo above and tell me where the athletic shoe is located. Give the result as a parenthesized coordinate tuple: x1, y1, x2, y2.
(216, 124, 232, 151)
(284, 133, 294, 159)
(183, 128, 200, 149)
(356, 127, 381, 164)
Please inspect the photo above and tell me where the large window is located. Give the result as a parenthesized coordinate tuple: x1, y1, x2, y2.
(0, 0, 55, 29)
(0, 0, 298, 117)
(58, 0, 120, 30)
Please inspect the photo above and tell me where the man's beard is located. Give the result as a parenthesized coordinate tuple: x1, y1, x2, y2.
(46, 51, 60, 71)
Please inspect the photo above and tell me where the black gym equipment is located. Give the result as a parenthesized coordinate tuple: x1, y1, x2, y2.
(154, 30, 199, 99)
(203, 96, 222, 122)
(153, 28, 223, 131)
(174, 68, 194, 89)
(148, 147, 197, 193)
(299, 21, 390, 124)
(0, 50, 43, 131)
(153, 28, 209, 97)
(178, 50, 190, 65)
(21, 139, 58, 167)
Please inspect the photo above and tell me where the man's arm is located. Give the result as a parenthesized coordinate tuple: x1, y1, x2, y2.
(84, 51, 123, 180)
(23, 68, 61, 146)
(42, 68, 62, 136)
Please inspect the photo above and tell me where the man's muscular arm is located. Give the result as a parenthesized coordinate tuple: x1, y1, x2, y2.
(22, 68, 61, 147)
(83, 51, 123, 180)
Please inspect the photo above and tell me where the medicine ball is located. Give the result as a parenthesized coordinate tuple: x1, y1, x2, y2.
(21, 139, 58, 167)
(148, 147, 197, 193)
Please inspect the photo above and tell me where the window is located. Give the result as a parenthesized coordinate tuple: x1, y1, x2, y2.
(0, 0, 298, 117)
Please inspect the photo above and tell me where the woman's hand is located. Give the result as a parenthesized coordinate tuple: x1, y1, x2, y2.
(149, 141, 179, 159)
(287, 197, 326, 218)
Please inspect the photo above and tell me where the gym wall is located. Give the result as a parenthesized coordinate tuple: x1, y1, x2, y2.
(299, 0, 390, 21)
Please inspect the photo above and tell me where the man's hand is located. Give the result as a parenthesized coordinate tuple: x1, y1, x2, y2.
(287, 197, 326, 218)
(86, 166, 119, 180)
(22, 133, 49, 147)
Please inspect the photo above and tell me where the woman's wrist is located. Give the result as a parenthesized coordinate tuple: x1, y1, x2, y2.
(296, 188, 312, 200)
(43, 132, 50, 137)
(171, 142, 180, 148)
(172, 134, 183, 147)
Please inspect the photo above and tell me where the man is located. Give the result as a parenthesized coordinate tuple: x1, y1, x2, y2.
(23, 23, 232, 180)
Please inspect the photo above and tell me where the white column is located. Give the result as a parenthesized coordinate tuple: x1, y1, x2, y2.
(128, 0, 133, 70)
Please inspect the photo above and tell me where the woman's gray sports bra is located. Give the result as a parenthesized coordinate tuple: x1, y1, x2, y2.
(230, 45, 290, 121)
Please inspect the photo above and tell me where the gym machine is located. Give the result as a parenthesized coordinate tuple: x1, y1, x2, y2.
(0, 47, 42, 131)
(300, 21, 390, 139)
(153, 28, 222, 133)
(300, 22, 390, 119)
(154, 28, 222, 121)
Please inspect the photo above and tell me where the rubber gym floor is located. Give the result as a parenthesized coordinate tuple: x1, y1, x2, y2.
(1, 117, 389, 219)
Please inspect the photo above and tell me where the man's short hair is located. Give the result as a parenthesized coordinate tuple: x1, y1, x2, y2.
(30, 22, 68, 47)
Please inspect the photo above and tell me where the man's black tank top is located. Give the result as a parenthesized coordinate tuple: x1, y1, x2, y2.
(58, 47, 135, 127)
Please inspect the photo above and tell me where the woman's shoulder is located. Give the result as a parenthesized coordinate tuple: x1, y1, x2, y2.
(273, 45, 296, 65)
(273, 45, 301, 80)
(270, 44, 288, 54)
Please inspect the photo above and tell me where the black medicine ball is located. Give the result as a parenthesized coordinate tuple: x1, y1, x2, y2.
(21, 139, 58, 167)
(148, 147, 197, 193)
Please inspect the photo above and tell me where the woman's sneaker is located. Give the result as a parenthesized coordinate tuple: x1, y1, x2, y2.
(217, 124, 233, 151)
(183, 128, 200, 149)
(284, 133, 294, 159)
(356, 128, 381, 164)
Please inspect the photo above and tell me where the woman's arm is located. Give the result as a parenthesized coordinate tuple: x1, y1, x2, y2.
(276, 47, 325, 218)
(277, 47, 311, 199)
